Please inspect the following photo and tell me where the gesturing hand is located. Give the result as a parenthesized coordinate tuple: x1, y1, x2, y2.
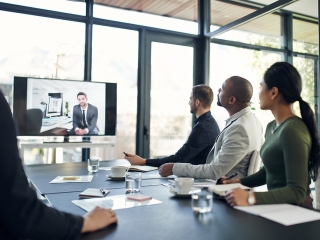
(158, 163, 174, 177)
(124, 153, 146, 165)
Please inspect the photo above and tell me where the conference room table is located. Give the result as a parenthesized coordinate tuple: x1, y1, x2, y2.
(24, 160, 320, 240)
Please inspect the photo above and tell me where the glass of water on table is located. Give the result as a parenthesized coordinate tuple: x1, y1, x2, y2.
(87, 159, 99, 173)
(125, 172, 142, 193)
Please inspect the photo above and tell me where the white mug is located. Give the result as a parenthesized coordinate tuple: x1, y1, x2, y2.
(175, 177, 194, 194)
(111, 166, 127, 177)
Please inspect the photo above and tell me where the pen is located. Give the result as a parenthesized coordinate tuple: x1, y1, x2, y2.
(123, 152, 128, 157)
(226, 173, 238, 180)
(100, 188, 106, 195)
(216, 173, 238, 185)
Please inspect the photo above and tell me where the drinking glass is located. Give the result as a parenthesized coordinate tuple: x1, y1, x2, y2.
(125, 172, 141, 193)
(191, 187, 213, 213)
(87, 159, 99, 173)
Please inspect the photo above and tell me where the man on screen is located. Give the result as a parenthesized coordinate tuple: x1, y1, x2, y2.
(70, 92, 99, 135)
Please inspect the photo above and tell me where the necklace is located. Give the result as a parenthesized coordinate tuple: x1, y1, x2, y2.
(271, 123, 280, 134)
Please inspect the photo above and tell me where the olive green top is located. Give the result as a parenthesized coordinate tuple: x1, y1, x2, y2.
(241, 116, 311, 205)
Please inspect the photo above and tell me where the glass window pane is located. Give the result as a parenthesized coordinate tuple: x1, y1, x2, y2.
(92, 26, 138, 158)
(150, 42, 193, 158)
(210, 43, 284, 133)
(94, 0, 198, 34)
(2, 0, 85, 15)
(293, 19, 319, 55)
(0, 11, 85, 107)
(213, 13, 281, 48)
(293, 57, 315, 114)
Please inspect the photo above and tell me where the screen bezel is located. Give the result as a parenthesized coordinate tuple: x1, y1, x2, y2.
(13, 76, 117, 137)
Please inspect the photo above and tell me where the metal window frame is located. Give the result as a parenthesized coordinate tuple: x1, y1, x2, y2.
(0, 0, 319, 157)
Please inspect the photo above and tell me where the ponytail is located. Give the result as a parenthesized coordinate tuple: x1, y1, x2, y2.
(299, 98, 320, 181)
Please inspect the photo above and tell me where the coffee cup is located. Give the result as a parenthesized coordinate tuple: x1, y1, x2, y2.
(175, 177, 194, 194)
(111, 166, 127, 177)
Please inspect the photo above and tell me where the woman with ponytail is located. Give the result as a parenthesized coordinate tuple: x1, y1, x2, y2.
(224, 62, 320, 208)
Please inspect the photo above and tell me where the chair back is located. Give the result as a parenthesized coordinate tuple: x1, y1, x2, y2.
(247, 149, 261, 176)
(26, 108, 43, 134)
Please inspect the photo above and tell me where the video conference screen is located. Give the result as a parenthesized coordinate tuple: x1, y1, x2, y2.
(13, 77, 117, 136)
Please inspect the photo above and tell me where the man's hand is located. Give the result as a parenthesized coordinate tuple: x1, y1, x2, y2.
(76, 129, 86, 135)
(81, 207, 117, 233)
(158, 163, 174, 177)
(124, 153, 146, 165)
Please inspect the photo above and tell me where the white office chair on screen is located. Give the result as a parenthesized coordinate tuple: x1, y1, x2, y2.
(247, 149, 261, 176)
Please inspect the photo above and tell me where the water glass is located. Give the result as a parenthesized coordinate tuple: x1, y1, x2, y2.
(87, 159, 99, 173)
(191, 187, 213, 213)
(125, 172, 142, 193)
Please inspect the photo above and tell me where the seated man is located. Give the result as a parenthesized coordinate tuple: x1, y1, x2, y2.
(70, 92, 99, 135)
(0, 90, 117, 239)
(125, 85, 220, 167)
(159, 76, 263, 179)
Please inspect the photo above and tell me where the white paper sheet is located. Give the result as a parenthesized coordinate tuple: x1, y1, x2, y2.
(72, 194, 162, 212)
(235, 204, 320, 226)
(208, 183, 250, 196)
(50, 175, 93, 183)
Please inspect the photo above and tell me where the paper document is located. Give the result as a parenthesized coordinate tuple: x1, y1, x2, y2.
(193, 179, 217, 187)
(72, 194, 162, 212)
(235, 204, 320, 226)
(208, 183, 250, 196)
(142, 174, 176, 179)
(50, 175, 93, 183)
(100, 166, 157, 172)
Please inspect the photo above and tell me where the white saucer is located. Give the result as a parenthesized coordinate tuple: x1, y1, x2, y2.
(169, 187, 201, 197)
(106, 174, 125, 181)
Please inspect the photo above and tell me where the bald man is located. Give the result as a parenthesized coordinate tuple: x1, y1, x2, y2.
(159, 76, 263, 180)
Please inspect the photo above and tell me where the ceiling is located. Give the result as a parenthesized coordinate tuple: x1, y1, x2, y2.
(94, 0, 318, 44)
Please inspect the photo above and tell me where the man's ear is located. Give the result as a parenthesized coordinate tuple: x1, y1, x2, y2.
(229, 96, 236, 105)
(195, 99, 201, 107)
(271, 87, 279, 100)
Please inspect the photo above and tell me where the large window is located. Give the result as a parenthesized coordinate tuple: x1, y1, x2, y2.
(0, 11, 85, 106)
(150, 42, 193, 158)
(210, 43, 284, 133)
(92, 26, 138, 158)
(293, 57, 316, 113)
(210, 1, 281, 48)
(293, 19, 319, 55)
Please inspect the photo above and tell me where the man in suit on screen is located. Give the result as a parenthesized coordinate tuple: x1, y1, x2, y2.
(71, 92, 99, 135)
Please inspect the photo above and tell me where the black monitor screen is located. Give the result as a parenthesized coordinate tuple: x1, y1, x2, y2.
(13, 77, 117, 136)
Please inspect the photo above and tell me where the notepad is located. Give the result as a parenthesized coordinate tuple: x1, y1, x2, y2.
(127, 194, 152, 202)
(79, 188, 110, 199)
(100, 165, 158, 172)
(235, 204, 320, 226)
(50, 175, 94, 183)
(129, 165, 158, 172)
(208, 183, 250, 196)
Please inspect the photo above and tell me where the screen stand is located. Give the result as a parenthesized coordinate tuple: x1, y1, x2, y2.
(82, 137, 90, 162)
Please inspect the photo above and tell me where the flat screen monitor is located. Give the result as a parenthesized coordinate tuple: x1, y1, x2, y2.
(13, 77, 117, 136)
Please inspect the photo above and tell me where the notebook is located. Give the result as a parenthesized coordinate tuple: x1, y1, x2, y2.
(79, 188, 110, 199)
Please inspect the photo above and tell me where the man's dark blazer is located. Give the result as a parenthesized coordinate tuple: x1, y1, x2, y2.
(0, 91, 83, 240)
(72, 103, 99, 133)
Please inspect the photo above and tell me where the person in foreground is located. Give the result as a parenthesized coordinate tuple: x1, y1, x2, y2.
(224, 62, 320, 208)
(0, 91, 117, 240)
(125, 85, 220, 167)
(159, 76, 263, 179)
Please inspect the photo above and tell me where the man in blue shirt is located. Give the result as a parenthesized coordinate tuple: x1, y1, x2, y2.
(125, 85, 220, 167)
